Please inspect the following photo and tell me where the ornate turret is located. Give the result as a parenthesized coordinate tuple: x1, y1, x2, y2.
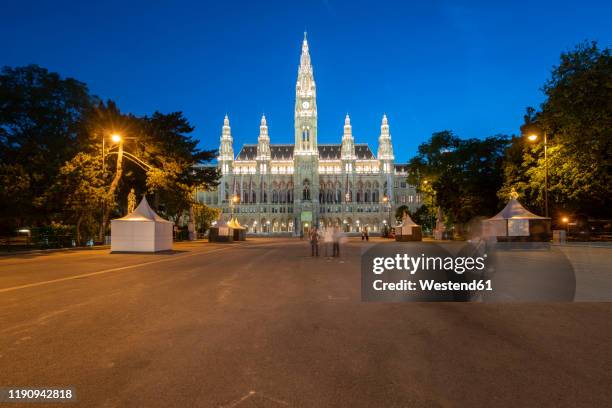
(377, 114, 394, 161)
(219, 114, 234, 163)
(218, 115, 234, 203)
(341, 114, 356, 160)
(256, 114, 271, 160)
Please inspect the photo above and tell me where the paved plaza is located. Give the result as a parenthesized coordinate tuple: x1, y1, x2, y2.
(1, 238, 611, 407)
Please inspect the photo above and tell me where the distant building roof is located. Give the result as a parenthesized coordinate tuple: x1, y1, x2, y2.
(235, 143, 375, 161)
(236, 145, 257, 160)
(318, 144, 341, 159)
(355, 144, 375, 159)
(272, 145, 294, 160)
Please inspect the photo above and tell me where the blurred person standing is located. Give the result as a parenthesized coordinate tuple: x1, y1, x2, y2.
(332, 225, 341, 257)
(309, 227, 320, 257)
(323, 226, 333, 257)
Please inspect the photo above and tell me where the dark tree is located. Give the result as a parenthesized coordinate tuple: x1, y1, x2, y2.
(500, 41, 611, 219)
(0, 65, 96, 232)
(407, 131, 509, 236)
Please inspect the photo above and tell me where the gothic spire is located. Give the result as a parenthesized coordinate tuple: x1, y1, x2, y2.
(219, 114, 234, 161)
(341, 114, 355, 160)
(257, 114, 270, 160)
(377, 114, 394, 161)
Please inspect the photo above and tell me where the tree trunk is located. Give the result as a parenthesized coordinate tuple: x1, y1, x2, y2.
(76, 214, 83, 246)
(98, 142, 124, 242)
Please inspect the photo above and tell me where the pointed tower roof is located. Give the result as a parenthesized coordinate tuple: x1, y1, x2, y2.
(259, 114, 269, 138)
(341, 113, 355, 160)
(219, 114, 234, 161)
(257, 114, 271, 160)
(299, 32, 313, 74)
(221, 114, 232, 139)
(377, 114, 394, 160)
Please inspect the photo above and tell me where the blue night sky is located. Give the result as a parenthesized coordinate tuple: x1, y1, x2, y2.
(2, 0, 611, 163)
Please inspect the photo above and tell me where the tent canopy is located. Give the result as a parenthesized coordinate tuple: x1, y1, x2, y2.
(399, 211, 419, 227)
(215, 217, 230, 228)
(228, 217, 245, 230)
(488, 198, 549, 220)
(115, 196, 172, 223)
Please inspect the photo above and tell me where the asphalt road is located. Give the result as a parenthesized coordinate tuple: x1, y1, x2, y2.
(1, 238, 611, 407)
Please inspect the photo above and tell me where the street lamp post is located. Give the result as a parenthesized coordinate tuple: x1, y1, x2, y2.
(527, 132, 549, 218)
(99, 133, 124, 242)
(230, 195, 239, 218)
(382, 196, 391, 236)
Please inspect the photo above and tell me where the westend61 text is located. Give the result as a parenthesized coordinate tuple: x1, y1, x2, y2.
(373, 279, 493, 292)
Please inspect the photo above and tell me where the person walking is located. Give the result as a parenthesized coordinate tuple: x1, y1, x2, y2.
(323, 226, 333, 257)
(332, 225, 341, 257)
(365, 226, 369, 241)
(361, 228, 366, 241)
(309, 227, 319, 257)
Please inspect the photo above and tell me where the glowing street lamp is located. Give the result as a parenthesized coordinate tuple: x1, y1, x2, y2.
(230, 195, 239, 218)
(111, 133, 122, 143)
(526, 132, 549, 217)
(382, 195, 391, 234)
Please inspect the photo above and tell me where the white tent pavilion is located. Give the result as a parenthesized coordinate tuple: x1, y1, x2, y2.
(484, 198, 550, 241)
(111, 196, 173, 252)
(208, 218, 233, 242)
(395, 211, 422, 241)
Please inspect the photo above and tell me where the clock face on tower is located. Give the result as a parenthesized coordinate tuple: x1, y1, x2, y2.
(302, 101, 310, 109)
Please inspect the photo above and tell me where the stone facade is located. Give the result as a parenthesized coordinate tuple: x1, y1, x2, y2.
(196, 34, 421, 234)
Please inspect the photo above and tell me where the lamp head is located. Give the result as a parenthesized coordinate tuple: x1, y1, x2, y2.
(527, 134, 538, 142)
(111, 133, 122, 143)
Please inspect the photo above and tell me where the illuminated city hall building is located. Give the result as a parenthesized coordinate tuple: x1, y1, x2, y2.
(197, 34, 421, 234)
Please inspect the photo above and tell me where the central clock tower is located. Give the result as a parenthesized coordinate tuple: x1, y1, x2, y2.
(294, 32, 318, 154)
(293, 32, 319, 233)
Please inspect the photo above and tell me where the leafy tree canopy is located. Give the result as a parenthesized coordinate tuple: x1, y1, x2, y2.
(407, 131, 509, 229)
(500, 41, 611, 218)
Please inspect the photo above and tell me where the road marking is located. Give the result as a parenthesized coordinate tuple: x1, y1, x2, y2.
(0, 246, 238, 294)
